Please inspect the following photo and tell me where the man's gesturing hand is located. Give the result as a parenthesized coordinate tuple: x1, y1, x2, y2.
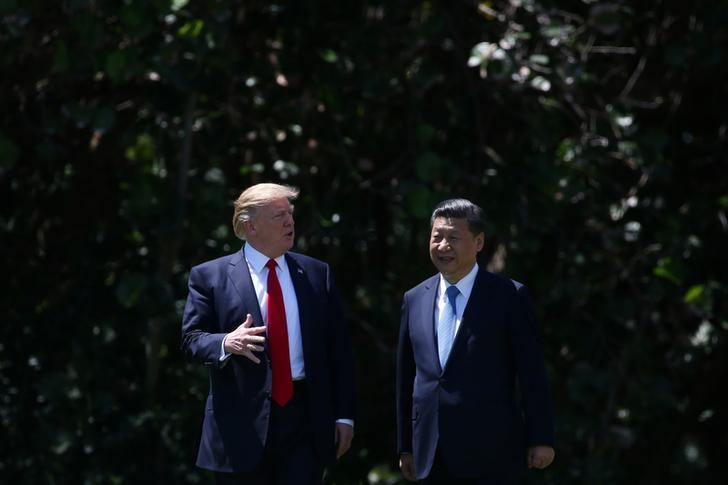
(223, 314, 266, 363)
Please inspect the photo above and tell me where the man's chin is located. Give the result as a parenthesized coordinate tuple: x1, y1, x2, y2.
(432, 262, 453, 275)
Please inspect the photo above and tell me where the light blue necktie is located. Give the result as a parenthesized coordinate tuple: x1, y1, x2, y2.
(437, 285, 460, 368)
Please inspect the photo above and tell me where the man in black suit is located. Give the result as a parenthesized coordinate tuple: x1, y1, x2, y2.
(182, 183, 355, 484)
(396, 198, 555, 483)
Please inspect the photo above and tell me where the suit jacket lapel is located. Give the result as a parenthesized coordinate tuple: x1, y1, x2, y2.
(417, 275, 441, 373)
(284, 253, 311, 359)
(227, 246, 264, 329)
(227, 247, 267, 391)
(446, 268, 488, 363)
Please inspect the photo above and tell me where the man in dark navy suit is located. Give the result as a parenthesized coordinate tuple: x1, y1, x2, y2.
(396, 198, 555, 484)
(181, 183, 355, 485)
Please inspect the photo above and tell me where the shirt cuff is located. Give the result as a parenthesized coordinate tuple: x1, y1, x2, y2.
(219, 334, 231, 362)
(336, 419, 354, 427)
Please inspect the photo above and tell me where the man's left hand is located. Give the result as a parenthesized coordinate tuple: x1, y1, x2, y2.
(527, 445, 555, 469)
(335, 423, 354, 459)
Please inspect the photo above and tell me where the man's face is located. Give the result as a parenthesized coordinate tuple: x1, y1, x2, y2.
(245, 197, 295, 258)
(429, 216, 484, 283)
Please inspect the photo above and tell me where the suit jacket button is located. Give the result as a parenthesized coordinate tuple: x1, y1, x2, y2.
(439, 377, 446, 384)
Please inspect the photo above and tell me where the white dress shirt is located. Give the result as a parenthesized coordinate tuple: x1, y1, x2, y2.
(436, 262, 479, 339)
(222, 243, 305, 378)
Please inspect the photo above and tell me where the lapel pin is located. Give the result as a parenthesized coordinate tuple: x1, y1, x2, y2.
(297, 268, 304, 274)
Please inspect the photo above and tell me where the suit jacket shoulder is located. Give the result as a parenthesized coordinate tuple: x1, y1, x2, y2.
(404, 274, 439, 299)
(190, 251, 241, 273)
(473, 268, 530, 297)
(285, 250, 329, 270)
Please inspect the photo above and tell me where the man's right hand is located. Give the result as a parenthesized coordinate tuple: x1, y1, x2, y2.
(223, 314, 266, 363)
(399, 453, 415, 482)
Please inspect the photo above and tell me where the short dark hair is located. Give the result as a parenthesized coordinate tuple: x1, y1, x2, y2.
(430, 198, 486, 235)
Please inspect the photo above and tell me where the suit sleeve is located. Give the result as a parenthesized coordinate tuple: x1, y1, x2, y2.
(396, 294, 414, 454)
(180, 265, 228, 368)
(508, 283, 555, 447)
(325, 264, 356, 420)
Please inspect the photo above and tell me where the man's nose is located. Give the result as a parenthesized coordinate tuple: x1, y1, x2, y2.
(437, 239, 451, 250)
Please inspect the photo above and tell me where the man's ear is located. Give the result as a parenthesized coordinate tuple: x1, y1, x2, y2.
(243, 219, 256, 237)
(476, 233, 485, 252)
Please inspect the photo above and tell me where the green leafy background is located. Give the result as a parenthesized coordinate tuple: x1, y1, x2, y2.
(1, 1, 726, 483)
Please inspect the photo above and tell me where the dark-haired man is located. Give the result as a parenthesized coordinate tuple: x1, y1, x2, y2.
(396, 198, 555, 483)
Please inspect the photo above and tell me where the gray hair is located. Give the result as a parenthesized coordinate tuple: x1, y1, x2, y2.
(232, 183, 299, 239)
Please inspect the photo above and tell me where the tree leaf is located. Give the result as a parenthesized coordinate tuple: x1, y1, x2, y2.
(683, 284, 704, 303)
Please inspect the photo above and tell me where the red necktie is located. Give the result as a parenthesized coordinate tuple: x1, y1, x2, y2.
(266, 259, 293, 406)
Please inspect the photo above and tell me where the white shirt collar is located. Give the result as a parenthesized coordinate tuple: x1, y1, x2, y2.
(438, 262, 479, 302)
(243, 243, 287, 273)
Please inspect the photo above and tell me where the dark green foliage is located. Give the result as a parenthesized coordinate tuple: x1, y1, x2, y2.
(1, 1, 725, 483)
